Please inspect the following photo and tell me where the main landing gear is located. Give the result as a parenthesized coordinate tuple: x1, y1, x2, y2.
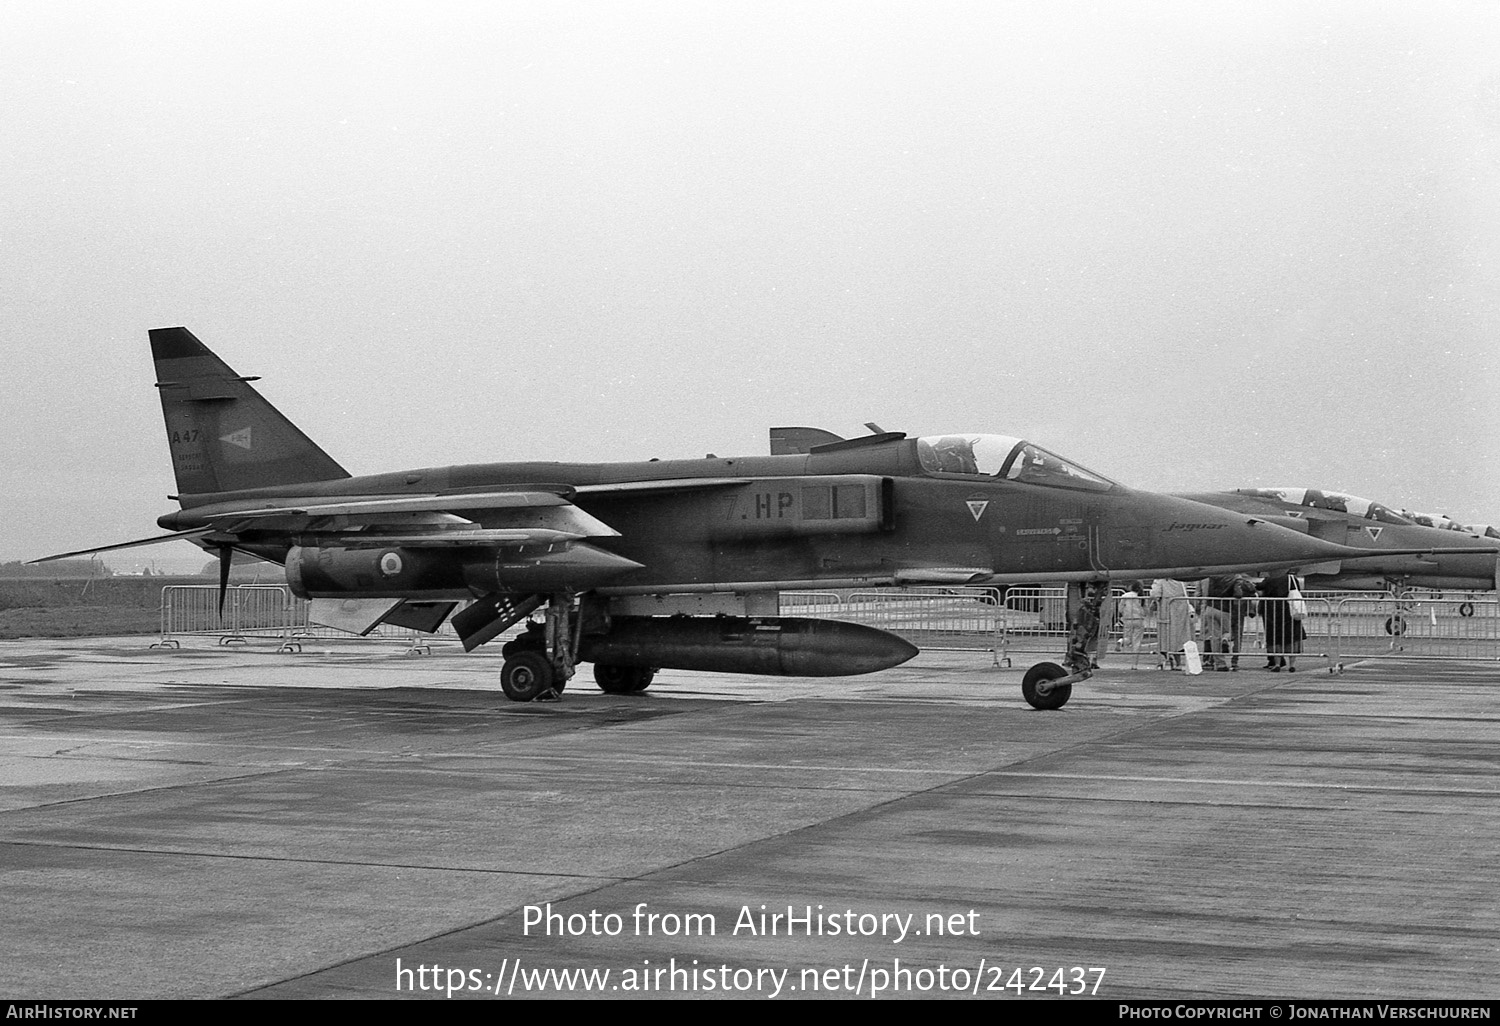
(494, 593, 656, 701)
(592, 663, 654, 694)
(1021, 581, 1107, 711)
(498, 593, 581, 702)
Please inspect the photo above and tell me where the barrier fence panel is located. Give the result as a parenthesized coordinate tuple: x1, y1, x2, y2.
(235, 586, 299, 643)
(157, 585, 1500, 665)
(156, 585, 296, 649)
(777, 591, 844, 618)
(156, 585, 220, 648)
(1331, 594, 1500, 662)
(836, 588, 1004, 652)
(1152, 595, 1339, 672)
(156, 586, 465, 654)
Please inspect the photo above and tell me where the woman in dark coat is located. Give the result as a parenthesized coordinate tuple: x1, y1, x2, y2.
(1258, 572, 1306, 672)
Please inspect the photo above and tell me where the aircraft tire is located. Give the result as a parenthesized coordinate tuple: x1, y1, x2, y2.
(1021, 661, 1072, 711)
(594, 663, 652, 694)
(1459, 602, 1475, 618)
(501, 650, 554, 702)
(1384, 615, 1407, 637)
(501, 630, 545, 658)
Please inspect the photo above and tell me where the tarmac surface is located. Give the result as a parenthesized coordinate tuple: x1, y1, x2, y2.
(0, 635, 1496, 1001)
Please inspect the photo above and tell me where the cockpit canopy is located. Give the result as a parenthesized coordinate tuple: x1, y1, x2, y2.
(916, 434, 1116, 492)
(1235, 488, 1411, 525)
(1402, 510, 1499, 539)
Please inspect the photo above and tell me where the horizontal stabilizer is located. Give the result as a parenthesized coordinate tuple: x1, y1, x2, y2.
(30, 529, 212, 563)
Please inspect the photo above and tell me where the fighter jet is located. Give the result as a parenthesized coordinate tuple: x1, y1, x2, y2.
(35, 328, 1411, 710)
(1175, 488, 1500, 593)
(1399, 509, 1500, 542)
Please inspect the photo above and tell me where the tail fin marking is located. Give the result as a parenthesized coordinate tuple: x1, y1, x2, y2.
(149, 326, 350, 497)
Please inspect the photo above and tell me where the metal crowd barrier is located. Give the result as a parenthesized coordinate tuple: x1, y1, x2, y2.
(155, 585, 461, 655)
(1327, 594, 1499, 662)
(157, 585, 1499, 667)
(1147, 594, 1338, 672)
(820, 588, 1005, 654)
(155, 585, 298, 650)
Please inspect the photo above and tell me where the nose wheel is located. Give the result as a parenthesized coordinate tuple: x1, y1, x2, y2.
(1019, 581, 1105, 709)
(1021, 662, 1074, 710)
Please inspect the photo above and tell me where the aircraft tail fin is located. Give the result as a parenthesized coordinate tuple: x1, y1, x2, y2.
(150, 327, 350, 497)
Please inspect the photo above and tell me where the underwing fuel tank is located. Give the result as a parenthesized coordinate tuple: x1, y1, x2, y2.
(578, 616, 919, 677)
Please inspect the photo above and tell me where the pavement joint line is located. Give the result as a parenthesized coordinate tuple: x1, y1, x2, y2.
(929, 790, 1492, 814)
(975, 770, 1500, 795)
(0, 766, 306, 812)
(0, 734, 1061, 776)
(0, 838, 627, 879)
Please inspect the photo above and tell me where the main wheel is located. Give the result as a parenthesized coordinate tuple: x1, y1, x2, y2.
(501, 650, 555, 702)
(1384, 615, 1407, 636)
(1021, 661, 1072, 710)
(593, 663, 654, 694)
(501, 627, 545, 658)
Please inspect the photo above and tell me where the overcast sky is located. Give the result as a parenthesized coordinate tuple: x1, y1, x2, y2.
(4, 0, 1498, 569)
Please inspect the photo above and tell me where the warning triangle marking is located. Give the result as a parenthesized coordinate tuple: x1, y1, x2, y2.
(966, 500, 989, 522)
(220, 427, 252, 450)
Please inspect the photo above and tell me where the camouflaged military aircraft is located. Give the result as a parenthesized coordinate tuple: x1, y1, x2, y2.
(34, 328, 1424, 710)
(1175, 488, 1500, 593)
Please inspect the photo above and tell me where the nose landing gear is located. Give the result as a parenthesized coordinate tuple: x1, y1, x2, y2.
(1020, 581, 1106, 710)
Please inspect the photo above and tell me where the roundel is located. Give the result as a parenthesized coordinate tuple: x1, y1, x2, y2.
(378, 551, 404, 578)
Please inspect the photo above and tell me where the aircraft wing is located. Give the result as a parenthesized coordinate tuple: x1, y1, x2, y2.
(175, 489, 621, 540)
(182, 480, 750, 530)
(313, 529, 592, 548)
(196, 489, 580, 520)
(34, 480, 750, 566)
(573, 477, 747, 496)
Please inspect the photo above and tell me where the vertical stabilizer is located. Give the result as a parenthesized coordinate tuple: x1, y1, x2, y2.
(150, 327, 350, 496)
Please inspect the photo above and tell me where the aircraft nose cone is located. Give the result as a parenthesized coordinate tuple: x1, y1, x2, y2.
(1133, 494, 1378, 576)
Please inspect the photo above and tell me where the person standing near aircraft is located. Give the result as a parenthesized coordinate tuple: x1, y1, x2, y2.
(1199, 574, 1257, 671)
(1118, 581, 1148, 669)
(1150, 578, 1192, 670)
(1227, 573, 1257, 670)
(1258, 572, 1305, 671)
(1196, 578, 1232, 671)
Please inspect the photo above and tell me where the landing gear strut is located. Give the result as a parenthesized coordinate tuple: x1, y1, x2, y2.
(498, 593, 581, 702)
(1021, 581, 1106, 710)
